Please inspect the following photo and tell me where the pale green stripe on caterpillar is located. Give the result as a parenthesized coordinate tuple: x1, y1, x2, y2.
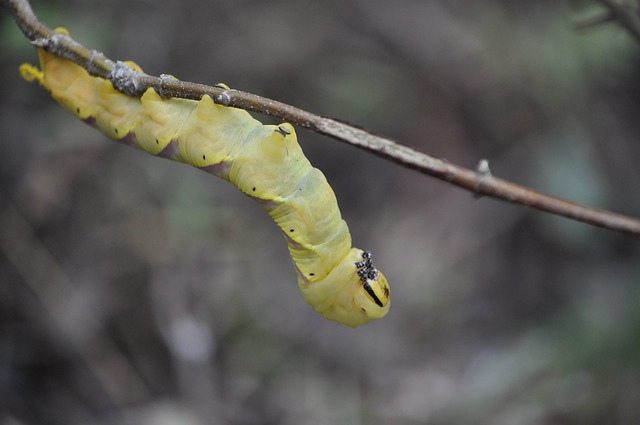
(19, 28, 390, 327)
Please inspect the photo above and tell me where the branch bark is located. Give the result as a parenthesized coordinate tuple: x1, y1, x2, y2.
(4, 0, 640, 236)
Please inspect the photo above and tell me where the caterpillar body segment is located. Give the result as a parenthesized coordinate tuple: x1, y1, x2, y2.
(20, 29, 390, 327)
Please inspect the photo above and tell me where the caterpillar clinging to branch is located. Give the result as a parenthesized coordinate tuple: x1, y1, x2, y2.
(19, 28, 390, 327)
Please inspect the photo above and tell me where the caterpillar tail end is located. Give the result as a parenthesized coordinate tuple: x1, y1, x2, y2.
(19, 63, 44, 85)
(19, 27, 71, 87)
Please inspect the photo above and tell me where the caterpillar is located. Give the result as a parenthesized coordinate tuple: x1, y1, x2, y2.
(19, 28, 390, 327)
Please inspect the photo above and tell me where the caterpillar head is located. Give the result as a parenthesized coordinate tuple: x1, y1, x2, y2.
(297, 249, 390, 327)
(351, 251, 391, 321)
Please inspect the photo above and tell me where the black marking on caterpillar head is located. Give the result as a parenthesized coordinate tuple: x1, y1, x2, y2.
(355, 251, 383, 306)
(275, 125, 291, 136)
(355, 251, 377, 281)
(363, 281, 384, 307)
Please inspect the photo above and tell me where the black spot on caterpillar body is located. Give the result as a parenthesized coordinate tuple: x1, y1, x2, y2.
(19, 28, 390, 327)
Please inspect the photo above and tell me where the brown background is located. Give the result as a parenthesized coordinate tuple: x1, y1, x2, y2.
(1, 1, 640, 424)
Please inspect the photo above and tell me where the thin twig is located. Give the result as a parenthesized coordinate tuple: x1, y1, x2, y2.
(597, 0, 640, 42)
(3, 0, 640, 236)
(572, 9, 615, 31)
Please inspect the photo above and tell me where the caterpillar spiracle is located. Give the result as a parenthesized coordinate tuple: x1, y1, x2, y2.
(19, 28, 390, 327)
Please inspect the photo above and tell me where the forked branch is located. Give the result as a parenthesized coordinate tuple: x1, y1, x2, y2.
(4, 0, 640, 236)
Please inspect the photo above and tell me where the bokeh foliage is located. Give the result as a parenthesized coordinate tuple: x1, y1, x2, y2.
(1, 1, 640, 424)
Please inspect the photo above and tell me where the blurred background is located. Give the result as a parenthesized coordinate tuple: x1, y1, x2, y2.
(2, 0, 640, 424)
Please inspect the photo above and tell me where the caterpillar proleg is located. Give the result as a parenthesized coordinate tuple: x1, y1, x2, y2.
(19, 28, 390, 327)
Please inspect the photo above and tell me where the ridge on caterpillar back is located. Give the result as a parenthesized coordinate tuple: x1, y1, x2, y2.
(19, 28, 391, 327)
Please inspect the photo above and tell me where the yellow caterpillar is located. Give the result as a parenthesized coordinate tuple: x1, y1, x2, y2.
(20, 28, 390, 327)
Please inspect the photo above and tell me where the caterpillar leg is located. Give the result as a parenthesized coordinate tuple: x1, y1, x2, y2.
(19, 63, 44, 84)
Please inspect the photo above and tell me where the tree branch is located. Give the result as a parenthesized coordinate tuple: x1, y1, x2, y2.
(4, 0, 640, 236)
(597, 0, 640, 42)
